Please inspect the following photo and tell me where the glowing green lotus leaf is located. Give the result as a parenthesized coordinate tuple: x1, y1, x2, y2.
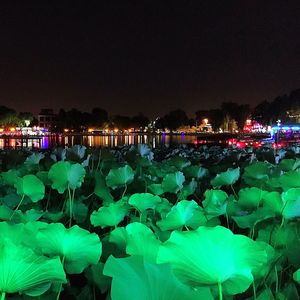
(281, 188, 300, 219)
(36, 223, 102, 274)
(128, 193, 162, 213)
(261, 191, 282, 215)
(125, 222, 161, 263)
(279, 169, 300, 190)
(0, 239, 66, 296)
(103, 255, 213, 300)
(1, 169, 19, 186)
(66, 200, 88, 223)
(48, 161, 86, 193)
(178, 179, 197, 200)
(157, 200, 206, 231)
(256, 288, 275, 300)
(90, 201, 129, 228)
(15, 174, 45, 202)
(279, 158, 300, 171)
(85, 262, 111, 294)
(162, 171, 185, 193)
(43, 211, 64, 222)
(293, 269, 300, 283)
(148, 183, 164, 195)
(0, 193, 22, 208)
(202, 189, 228, 217)
(157, 226, 268, 295)
(106, 165, 134, 189)
(36, 171, 51, 186)
(155, 198, 172, 218)
(24, 152, 45, 166)
(94, 172, 114, 204)
(232, 207, 275, 229)
(67, 145, 86, 160)
(211, 167, 240, 187)
(166, 156, 191, 170)
(277, 283, 299, 300)
(109, 227, 127, 251)
(17, 209, 44, 223)
(242, 161, 270, 186)
(237, 187, 267, 210)
(183, 165, 209, 180)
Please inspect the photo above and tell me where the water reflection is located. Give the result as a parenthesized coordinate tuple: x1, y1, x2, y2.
(0, 134, 197, 150)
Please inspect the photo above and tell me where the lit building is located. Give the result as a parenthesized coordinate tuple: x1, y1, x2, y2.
(38, 109, 57, 129)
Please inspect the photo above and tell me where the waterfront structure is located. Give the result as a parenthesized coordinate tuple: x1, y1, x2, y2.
(38, 109, 57, 129)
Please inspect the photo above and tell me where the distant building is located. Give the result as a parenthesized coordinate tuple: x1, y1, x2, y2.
(38, 109, 57, 129)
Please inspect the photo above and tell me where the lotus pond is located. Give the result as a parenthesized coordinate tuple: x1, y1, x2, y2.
(0, 144, 300, 299)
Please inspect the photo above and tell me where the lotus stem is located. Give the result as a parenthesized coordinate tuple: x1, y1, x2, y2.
(10, 194, 25, 220)
(122, 183, 127, 198)
(275, 265, 279, 293)
(56, 256, 65, 300)
(218, 282, 223, 300)
(253, 280, 257, 300)
(230, 185, 238, 198)
(1, 292, 5, 300)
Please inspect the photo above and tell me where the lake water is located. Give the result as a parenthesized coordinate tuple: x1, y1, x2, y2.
(0, 134, 198, 149)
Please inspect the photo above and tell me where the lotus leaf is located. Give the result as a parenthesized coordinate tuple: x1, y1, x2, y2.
(128, 193, 161, 213)
(162, 171, 185, 193)
(109, 227, 128, 251)
(66, 200, 88, 223)
(0, 239, 66, 297)
(261, 191, 282, 215)
(178, 179, 197, 200)
(85, 262, 111, 294)
(103, 255, 213, 300)
(106, 165, 134, 189)
(15, 174, 45, 202)
(202, 189, 228, 217)
(148, 183, 164, 195)
(157, 200, 206, 231)
(166, 156, 191, 170)
(281, 188, 300, 219)
(211, 167, 240, 187)
(90, 201, 129, 228)
(67, 145, 86, 159)
(125, 222, 161, 263)
(137, 144, 154, 160)
(280, 169, 300, 190)
(157, 226, 268, 295)
(36, 223, 102, 274)
(1, 170, 19, 186)
(243, 161, 270, 186)
(24, 152, 45, 165)
(237, 187, 267, 210)
(48, 161, 86, 193)
(183, 165, 209, 179)
(279, 158, 300, 171)
(293, 268, 300, 283)
(232, 207, 275, 229)
(94, 172, 114, 204)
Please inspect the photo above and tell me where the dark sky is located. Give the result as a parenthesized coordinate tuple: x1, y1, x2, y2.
(1, 0, 300, 118)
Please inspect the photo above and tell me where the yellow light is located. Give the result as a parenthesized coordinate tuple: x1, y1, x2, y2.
(203, 118, 208, 125)
(105, 129, 109, 133)
(64, 128, 69, 133)
(10, 127, 16, 132)
(128, 129, 132, 133)
(0, 128, 4, 132)
(88, 128, 94, 133)
(114, 128, 118, 133)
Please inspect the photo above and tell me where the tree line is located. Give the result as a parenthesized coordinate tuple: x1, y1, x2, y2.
(1, 88, 300, 131)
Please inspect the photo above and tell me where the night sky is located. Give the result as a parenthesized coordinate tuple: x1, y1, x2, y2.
(1, 0, 300, 119)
